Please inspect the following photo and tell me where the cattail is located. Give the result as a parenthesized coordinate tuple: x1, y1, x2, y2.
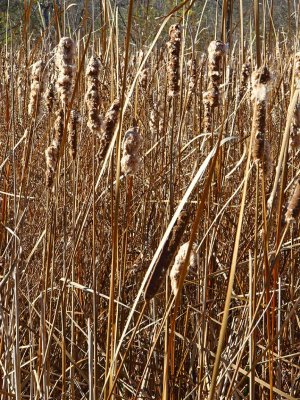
(45, 140, 59, 187)
(45, 76, 56, 113)
(144, 209, 190, 301)
(68, 110, 80, 160)
(53, 109, 64, 146)
(85, 56, 101, 134)
(290, 104, 300, 150)
(206, 40, 226, 107)
(167, 24, 181, 98)
(45, 109, 64, 186)
(261, 139, 272, 177)
(238, 58, 251, 102)
(285, 179, 300, 223)
(149, 100, 161, 138)
(187, 58, 197, 110)
(98, 99, 120, 161)
(169, 241, 197, 296)
(55, 36, 76, 106)
(203, 40, 226, 132)
(139, 68, 148, 90)
(121, 126, 142, 176)
(28, 60, 46, 117)
(251, 66, 271, 164)
(203, 95, 212, 133)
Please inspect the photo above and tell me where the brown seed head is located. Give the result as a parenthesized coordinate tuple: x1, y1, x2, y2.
(98, 99, 120, 161)
(144, 208, 190, 301)
(28, 60, 46, 117)
(285, 179, 300, 223)
(169, 241, 197, 296)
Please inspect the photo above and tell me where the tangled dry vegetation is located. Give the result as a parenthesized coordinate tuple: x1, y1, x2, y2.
(0, 1, 300, 399)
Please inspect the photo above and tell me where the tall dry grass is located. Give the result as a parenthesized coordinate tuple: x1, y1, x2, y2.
(0, 1, 299, 399)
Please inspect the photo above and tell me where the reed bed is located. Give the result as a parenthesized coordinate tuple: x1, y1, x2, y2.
(0, 1, 299, 399)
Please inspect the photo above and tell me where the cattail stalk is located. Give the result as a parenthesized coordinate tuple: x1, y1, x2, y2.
(187, 58, 197, 111)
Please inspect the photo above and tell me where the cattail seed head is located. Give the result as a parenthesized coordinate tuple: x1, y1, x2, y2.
(207, 40, 226, 66)
(167, 24, 181, 98)
(54, 109, 65, 146)
(68, 110, 80, 160)
(238, 59, 251, 101)
(203, 40, 226, 132)
(98, 99, 120, 161)
(45, 140, 59, 187)
(45, 78, 56, 113)
(251, 66, 271, 164)
(28, 60, 46, 117)
(55, 37, 76, 106)
(252, 131, 265, 163)
(144, 208, 190, 301)
(290, 103, 300, 150)
(121, 126, 142, 176)
(122, 126, 142, 154)
(85, 56, 101, 134)
(285, 179, 300, 223)
(121, 154, 140, 175)
(169, 241, 197, 296)
(260, 139, 272, 178)
(251, 65, 271, 102)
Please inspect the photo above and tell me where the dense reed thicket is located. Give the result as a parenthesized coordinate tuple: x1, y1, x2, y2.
(0, 1, 299, 399)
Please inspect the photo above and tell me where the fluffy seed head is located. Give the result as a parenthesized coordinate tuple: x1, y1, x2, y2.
(85, 56, 101, 133)
(121, 126, 142, 176)
(98, 99, 120, 161)
(55, 37, 76, 105)
(167, 24, 181, 97)
(122, 126, 142, 154)
(28, 60, 46, 117)
(290, 103, 300, 150)
(251, 66, 272, 102)
(68, 109, 80, 160)
(169, 242, 197, 296)
(121, 154, 140, 175)
(45, 140, 59, 187)
(144, 208, 190, 301)
(285, 179, 300, 223)
(208, 40, 226, 64)
(54, 109, 65, 146)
